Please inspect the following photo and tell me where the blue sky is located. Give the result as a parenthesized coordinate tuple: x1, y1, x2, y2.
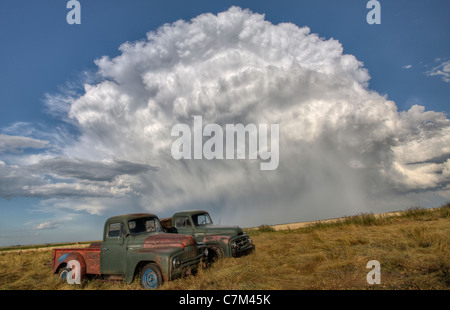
(0, 1, 449, 246)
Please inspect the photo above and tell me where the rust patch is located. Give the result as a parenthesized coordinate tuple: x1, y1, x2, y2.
(143, 233, 196, 249)
(135, 247, 174, 254)
(203, 235, 230, 243)
(53, 248, 101, 275)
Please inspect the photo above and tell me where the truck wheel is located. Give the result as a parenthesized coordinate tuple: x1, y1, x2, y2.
(203, 246, 222, 268)
(140, 263, 163, 289)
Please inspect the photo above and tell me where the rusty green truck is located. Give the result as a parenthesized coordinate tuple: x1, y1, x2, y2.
(160, 210, 254, 264)
(52, 213, 206, 289)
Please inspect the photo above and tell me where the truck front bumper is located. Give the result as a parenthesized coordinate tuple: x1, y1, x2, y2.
(230, 233, 255, 257)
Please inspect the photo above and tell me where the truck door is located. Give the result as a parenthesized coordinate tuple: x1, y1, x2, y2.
(100, 221, 127, 275)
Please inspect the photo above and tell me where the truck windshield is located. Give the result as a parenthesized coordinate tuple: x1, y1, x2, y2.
(192, 213, 213, 226)
(128, 217, 162, 235)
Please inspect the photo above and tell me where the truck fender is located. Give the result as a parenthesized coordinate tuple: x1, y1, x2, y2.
(128, 260, 167, 284)
(55, 252, 87, 284)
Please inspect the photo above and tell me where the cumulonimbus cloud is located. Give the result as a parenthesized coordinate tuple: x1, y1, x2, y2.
(3, 7, 450, 225)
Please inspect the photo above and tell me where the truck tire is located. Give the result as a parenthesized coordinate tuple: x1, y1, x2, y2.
(203, 246, 223, 268)
(58, 263, 84, 285)
(58, 267, 71, 282)
(55, 253, 86, 285)
(140, 263, 163, 289)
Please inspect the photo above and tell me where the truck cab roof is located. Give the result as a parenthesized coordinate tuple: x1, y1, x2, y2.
(106, 213, 159, 223)
(172, 210, 208, 217)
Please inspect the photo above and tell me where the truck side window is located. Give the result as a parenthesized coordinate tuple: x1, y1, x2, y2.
(175, 216, 191, 228)
(108, 222, 125, 238)
(192, 214, 212, 226)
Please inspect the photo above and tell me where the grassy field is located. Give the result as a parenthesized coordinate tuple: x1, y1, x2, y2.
(0, 204, 449, 290)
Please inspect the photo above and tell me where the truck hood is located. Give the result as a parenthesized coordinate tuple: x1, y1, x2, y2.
(133, 232, 197, 250)
(196, 225, 243, 237)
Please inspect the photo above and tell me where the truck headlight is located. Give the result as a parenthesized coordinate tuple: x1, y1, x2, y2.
(203, 248, 209, 257)
(173, 257, 181, 269)
(231, 241, 237, 251)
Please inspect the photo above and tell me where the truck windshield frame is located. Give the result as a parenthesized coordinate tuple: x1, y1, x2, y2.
(128, 217, 163, 235)
(192, 213, 213, 226)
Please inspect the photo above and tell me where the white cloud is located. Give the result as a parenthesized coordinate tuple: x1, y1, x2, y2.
(34, 221, 61, 230)
(426, 59, 450, 82)
(38, 198, 108, 216)
(3, 7, 450, 226)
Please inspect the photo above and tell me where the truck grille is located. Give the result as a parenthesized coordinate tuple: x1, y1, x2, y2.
(236, 236, 250, 249)
(182, 245, 197, 262)
(232, 234, 254, 256)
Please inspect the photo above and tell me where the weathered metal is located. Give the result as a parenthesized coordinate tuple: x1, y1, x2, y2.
(142, 233, 197, 249)
(52, 213, 205, 288)
(53, 248, 100, 276)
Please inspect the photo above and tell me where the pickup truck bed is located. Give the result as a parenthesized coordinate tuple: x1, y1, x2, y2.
(52, 244, 101, 275)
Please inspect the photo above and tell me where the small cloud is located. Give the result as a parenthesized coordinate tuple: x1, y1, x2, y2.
(28, 157, 158, 182)
(34, 221, 61, 230)
(403, 65, 412, 69)
(426, 60, 450, 83)
(0, 134, 50, 154)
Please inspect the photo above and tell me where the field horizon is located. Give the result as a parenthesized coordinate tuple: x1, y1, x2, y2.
(0, 205, 441, 251)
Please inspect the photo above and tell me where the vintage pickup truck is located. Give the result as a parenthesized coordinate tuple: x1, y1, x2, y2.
(160, 210, 254, 264)
(52, 213, 206, 289)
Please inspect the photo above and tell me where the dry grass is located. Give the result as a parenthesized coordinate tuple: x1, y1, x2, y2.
(1, 205, 449, 290)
